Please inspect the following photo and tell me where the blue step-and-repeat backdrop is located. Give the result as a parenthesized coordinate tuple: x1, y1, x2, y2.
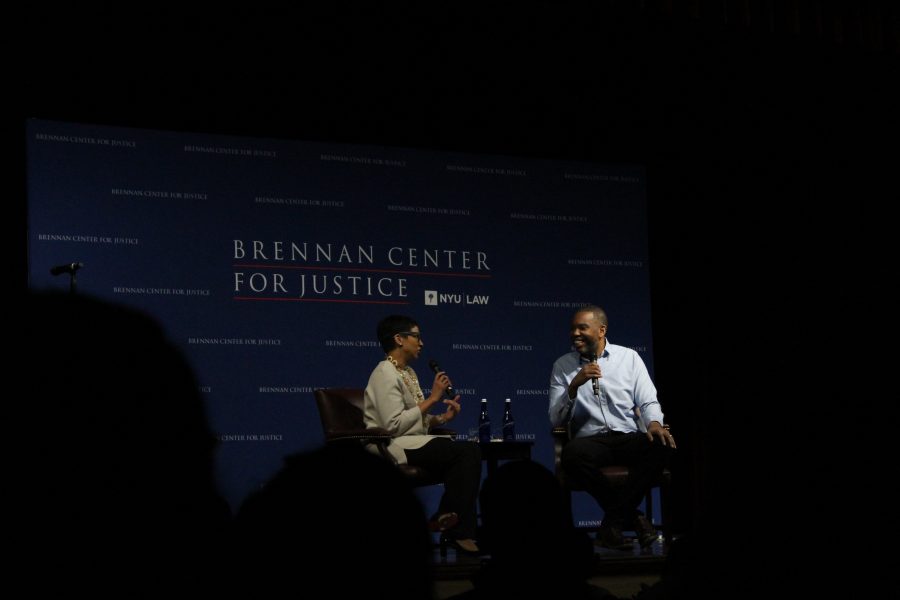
(26, 119, 656, 527)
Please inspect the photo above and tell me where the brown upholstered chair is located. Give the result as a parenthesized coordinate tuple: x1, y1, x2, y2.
(313, 387, 456, 486)
(314, 387, 465, 556)
(552, 426, 673, 548)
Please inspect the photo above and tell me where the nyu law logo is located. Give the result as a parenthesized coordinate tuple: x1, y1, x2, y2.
(423, 289, 489, 306)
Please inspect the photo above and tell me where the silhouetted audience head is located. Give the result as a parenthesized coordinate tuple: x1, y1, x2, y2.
(15, 291, 228, 595)
(458, 459, 611, 599)
(232, 444, 433, 599)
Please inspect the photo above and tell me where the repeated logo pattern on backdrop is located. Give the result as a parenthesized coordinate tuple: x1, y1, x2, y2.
(27, 120, 654, 524)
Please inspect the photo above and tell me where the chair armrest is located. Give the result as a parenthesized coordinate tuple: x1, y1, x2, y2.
(428, 427, 457, 439)
(325, 427, 393, 444)
(325, 427, 401, 464)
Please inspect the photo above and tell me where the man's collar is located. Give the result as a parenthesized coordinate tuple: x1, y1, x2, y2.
(578, 340, 611, 362)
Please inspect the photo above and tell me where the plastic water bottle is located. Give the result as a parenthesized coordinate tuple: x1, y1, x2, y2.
(502, 398, 516, 442)
(478, 398, 491, 443)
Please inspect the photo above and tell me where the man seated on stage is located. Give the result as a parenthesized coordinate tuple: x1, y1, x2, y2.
(548, 305, 675, 550)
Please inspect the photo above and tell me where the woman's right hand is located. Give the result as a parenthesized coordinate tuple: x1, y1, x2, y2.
(431, 370, 453, 397)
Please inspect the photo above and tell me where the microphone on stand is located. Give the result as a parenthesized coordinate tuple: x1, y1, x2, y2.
(50, 262, 83, 276)
(50, 262, 84, 294)
(428, 359, 456, 398)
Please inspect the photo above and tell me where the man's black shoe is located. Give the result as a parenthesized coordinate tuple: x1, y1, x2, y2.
(633, 515, 658, 549)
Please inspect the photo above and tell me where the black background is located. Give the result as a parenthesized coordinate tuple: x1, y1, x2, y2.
(18, 4, 897, 592)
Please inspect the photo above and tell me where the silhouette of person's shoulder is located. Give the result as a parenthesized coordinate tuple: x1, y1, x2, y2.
(16, 291, 229, 595)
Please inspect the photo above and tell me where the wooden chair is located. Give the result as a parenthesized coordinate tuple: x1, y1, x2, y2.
(314, 387, 463, 556)
(551, 426, 673, 548)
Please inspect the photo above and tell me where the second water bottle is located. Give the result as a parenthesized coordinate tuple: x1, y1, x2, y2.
(502, 398, 515, 442)
(478, 398, 491, 443)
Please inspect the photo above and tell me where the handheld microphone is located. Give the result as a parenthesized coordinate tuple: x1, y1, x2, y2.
(50, 262, 83, 276)
(589, 351, 600, 397)
(428, 359, 456, 398)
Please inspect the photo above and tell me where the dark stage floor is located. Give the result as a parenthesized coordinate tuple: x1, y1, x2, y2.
(432, 531, 667, 598)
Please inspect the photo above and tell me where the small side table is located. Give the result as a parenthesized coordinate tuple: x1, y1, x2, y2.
(478, 440, 534, 477)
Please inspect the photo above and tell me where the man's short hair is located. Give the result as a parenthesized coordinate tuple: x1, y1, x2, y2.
(575, 305, 608, 327)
